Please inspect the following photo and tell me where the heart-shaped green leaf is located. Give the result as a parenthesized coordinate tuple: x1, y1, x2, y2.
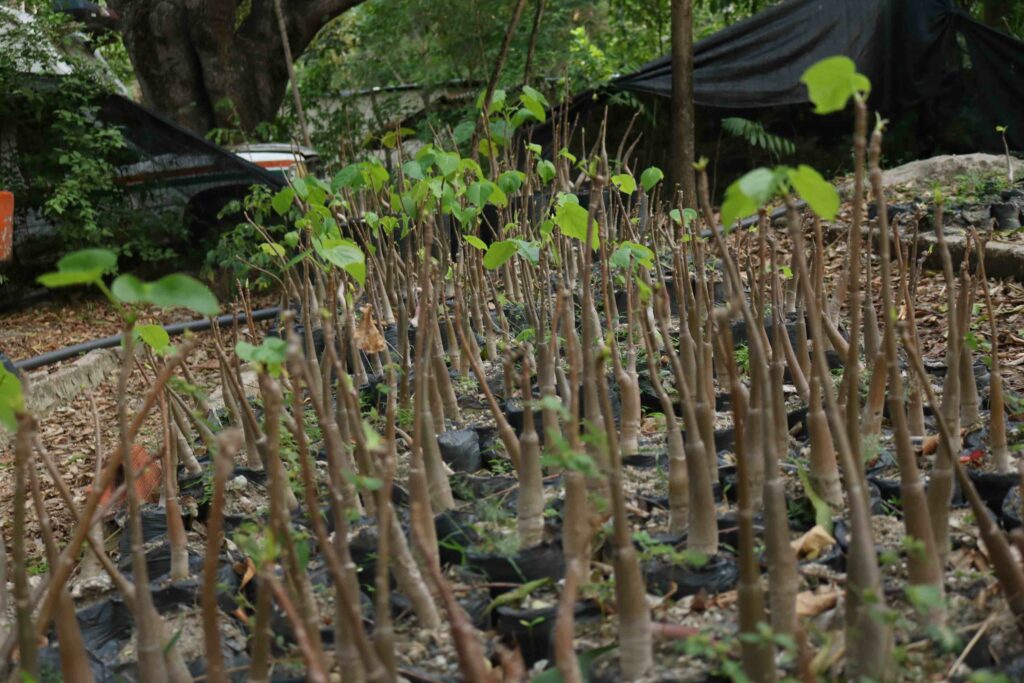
(801, 56, 871, 114)
(554, 200, 598, 249)
(37, 248, 117, 288)
(611, 173, 637, 194)
(788, 164, 840, 221)
(134, 324, 171, 353)
(316, 238, 367, 286)
(0, 366, 24, 432)
(146, 274, 220, 316)
(483, 240, 517, 270)
(640, 166, 664, 192)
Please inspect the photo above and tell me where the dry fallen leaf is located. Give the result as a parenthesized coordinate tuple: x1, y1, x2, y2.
(354, 304, 386, 353)
(641, 416, 664, 434)
(689, 588, 710, 614)
(791, 524, 836, 561)
(796, 590, 839, 618)
(237, 556, 257, 589)
(707, 589, 739, 609)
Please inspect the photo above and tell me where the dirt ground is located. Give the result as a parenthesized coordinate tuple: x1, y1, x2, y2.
(1, 197, 1023, 680)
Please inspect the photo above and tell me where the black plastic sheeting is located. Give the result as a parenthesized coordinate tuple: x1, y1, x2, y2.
(577, 0, 1024, 151)
(37, 542, 244, 682)
(96, 92, 285, 193)
(613, 0, 884, 109)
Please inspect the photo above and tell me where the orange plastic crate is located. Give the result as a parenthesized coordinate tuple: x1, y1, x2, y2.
(0, 191, 12, 263)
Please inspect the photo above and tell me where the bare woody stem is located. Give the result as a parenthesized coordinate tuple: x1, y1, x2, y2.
(202, 429, 243, 683)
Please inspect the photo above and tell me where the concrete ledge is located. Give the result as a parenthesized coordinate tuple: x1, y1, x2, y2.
(824, 223, 1024, 283)
(840, 153, 1024, 196)
(0, 347, 121, 451)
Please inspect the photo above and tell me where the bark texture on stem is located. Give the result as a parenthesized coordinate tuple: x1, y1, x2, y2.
(670, 0, 697, 205)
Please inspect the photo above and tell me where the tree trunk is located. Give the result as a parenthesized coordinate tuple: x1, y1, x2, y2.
(108, 0, 366, 135)
(670, 0, 697, 206)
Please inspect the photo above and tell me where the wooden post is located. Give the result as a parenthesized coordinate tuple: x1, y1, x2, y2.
(671, 0, 697, 207)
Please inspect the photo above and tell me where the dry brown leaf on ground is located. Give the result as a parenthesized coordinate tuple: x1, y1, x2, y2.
(796, 590, 840, 618)
(706, 589, 739, 609)
(354, 304, 386, 353)
(641, 416, 664, 434)
(791, 524, 836, 561)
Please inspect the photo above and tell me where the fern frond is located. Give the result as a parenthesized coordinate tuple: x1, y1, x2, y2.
(722, 116, 795, 158)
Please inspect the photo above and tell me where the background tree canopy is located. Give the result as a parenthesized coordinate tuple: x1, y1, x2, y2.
(7, 0, 1023, 259)
(285, 0, 783, 166)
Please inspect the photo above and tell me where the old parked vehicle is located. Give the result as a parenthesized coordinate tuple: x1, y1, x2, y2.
(0, 6, 316, 291)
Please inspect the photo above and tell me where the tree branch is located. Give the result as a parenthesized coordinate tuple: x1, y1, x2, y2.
(297, 0, 368, 36)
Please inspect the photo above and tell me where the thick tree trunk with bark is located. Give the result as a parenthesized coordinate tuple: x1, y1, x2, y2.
(109, 0, 365, 135)
(670, 0, 697, 207)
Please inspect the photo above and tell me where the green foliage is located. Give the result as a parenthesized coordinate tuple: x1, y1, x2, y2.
(960, 0, 1024, 38)
(611, 241, 654, 270)
(800, 55, 871, 114)
(733, 343, 750, 376)
(134, 324, 171, 354)
(969, 672, 1013, 683)
(634, 530, 709, 568)
(536, 159, 556, 184)
(610, 172, 637, 194)
(36, 248, 220, 318)
(554, 195, 599, 249)
(272, 187, 296, 216)
(797, 467, 833, 533)
(669, 207, 699, 227)
(36, 248, 117, 287)
(343, 469, 384, 493)
(203, 185, 285, 290)
(111, 274, 220, 317)
(722, 116, 795, 158)
(485, 577, 552, 614)
(314, 237, 367, 285)
(483, 240, 518, 270)
(788, 164, 840, 218)
(947, 170, 1012, 206)
(289, 0, 773, 166)
(719, 165, 839, 228)
(519, 85, 549, 123)
(1, 8, 184, 263)
(640, 166, 664, 193)
(236, 338, 288, 377)
(233, 522, 281, 568)
(720, 167, 782, 227)
(0, 365, 25, 432)
(541, 434, 600, 478)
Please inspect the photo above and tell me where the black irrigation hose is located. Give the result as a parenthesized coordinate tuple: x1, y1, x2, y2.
(699, 201, 806, 240)
(12, 307, 282, 372)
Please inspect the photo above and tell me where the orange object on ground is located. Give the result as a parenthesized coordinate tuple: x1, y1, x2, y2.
(0, 191, 12, 263)
(96, 444, 162, 514)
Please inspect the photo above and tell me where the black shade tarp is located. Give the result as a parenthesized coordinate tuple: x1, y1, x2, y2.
(606, 0, 1024, 150)
(613, 0, 884, 109)
(97, 91, 286, 195)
